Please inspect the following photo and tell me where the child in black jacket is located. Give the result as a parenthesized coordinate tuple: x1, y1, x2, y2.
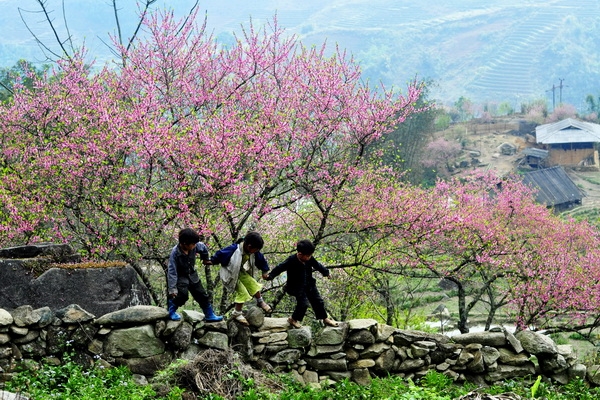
(265, 239, 338, 328)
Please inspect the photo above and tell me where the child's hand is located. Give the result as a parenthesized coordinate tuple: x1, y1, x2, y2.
(262, 273, 270, 280)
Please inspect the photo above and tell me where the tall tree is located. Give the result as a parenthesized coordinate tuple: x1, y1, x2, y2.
(0, 8, 422, 308)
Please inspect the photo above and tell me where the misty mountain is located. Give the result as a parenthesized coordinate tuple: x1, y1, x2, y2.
(1, 0, 600, 108)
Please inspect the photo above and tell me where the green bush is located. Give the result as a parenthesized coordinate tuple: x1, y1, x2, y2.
(4, 352, 182, 399)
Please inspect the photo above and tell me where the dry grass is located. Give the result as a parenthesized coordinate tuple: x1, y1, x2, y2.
(166, 348, 282, 399)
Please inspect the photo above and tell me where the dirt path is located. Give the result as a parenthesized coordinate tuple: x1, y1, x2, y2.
(563, 170, 600, 214)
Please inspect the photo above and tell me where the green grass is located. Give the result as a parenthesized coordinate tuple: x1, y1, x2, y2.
(3, 351, 183, 399)
(5, 357, 600, 400)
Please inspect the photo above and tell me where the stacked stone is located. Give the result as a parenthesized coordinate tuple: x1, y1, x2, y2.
(0, 304, 231, 382)
(0, 304, 597, 388)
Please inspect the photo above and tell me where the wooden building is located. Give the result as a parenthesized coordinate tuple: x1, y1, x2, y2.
(522, 166, 583, 212)
(535, 118, 600, 169)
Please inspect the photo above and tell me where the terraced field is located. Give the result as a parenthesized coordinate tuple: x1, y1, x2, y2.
(2, 0, 600, 106)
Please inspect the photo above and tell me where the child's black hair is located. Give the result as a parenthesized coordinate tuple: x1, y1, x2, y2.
(178, 227, 200, 245)
(296, 239, 315, 255)
(243, 231, 264, 250)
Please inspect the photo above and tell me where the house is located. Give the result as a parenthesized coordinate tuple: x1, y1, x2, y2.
(535, 118, 600, 169)
(522, 166, 583, 212)
(521, 147, 549, 169)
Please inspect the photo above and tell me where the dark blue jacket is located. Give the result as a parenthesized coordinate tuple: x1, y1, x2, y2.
(210, 243, 269, 272)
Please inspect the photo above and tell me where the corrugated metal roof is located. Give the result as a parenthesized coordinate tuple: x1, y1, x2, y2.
(535, 118, 600, 144)
(522, 166, 583, 206)
(522, 148, 548, 159)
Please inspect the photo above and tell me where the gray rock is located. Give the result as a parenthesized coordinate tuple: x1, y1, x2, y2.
(361, 342, 391, 358)
(393, 330, 450, 346)
(587, 365, 600, 386)
(33, 307, 54, 328)
(182, 310, 205, 325)
(539, 354, 568, 373)
(348, 319, 378, 332)
(348, 330, 375, 344)
(303, 369, 319, 384)
(12, 330, 39, 345)
(287, 326, 312, 348)
(0, 309, 14, 326)
(349, 359, 375, 369)
(497, 348, 531, 366)
(180, 343, 203, 360)
(410, 342, 432, 358)
(259, 317, 289, 331)
(245, 306, 265, 328)
(11, 305, 41, 327)
(325, 371, 352, 381)
(315, 325, 347, 345)
(116, 351, 172, 376)
(55, 304, 95, 323)
(396, 358, 426, 372)
(515, 330, 558, 357)
(451, 331, 507, 347)
(18, 339, 46, 357)
(95, 305, 168, 326)
(0, 390, 29, 400)
(170, 322, 193, 350)
(503, 327, 523, 353)
(163, 319, 182, 336)
(257, 332, 287, 344)
(305, 358, 347, 372)
(481, 346, 500, 366)
(104, 324, 165, 357)
(374, 348, 395, 372)
(485, 363, 536, 383)
(376, 324, 397, 342)
(307, 343, 344, 357)
(0, 334, 10, 345)
(0, 243, 76, 260)
(352, 368, 371, 385)
(10, 262, 152, 316)
(568, 363, 587, 380)
(466, 350, 485, 373)
(197, 331, 228, 350)
(269, 349, 302, 364)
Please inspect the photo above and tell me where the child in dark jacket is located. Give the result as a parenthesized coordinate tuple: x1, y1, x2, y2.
(265, 239, 338, 328)
(166, 228, 223, 322)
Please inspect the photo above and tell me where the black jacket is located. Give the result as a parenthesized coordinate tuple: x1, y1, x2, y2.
(267, 254, 329, 296)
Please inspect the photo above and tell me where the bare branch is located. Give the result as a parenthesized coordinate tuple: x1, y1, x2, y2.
(18, 0, 74, 62)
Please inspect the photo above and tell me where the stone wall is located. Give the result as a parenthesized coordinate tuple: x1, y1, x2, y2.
(0, 303, 598, 389)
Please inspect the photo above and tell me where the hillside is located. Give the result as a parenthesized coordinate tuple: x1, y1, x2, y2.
(443, 117, 600, 215)
(1, 0, 600, 107)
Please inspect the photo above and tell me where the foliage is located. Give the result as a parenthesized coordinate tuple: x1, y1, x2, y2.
(546, 103, 578, 122)
(6, 355, 600, 400)
(0, 7, 422, 310)
(4, 352, 180, 399)
(0, 59, 50, 103)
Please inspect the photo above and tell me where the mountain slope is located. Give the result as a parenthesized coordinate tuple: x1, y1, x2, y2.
(1, 0, 599, 107)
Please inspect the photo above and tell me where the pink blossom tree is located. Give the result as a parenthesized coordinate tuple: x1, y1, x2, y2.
(0, 8, 422, 307)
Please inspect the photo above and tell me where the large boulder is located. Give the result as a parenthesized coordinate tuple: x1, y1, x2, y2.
(0, 244, 151, 316)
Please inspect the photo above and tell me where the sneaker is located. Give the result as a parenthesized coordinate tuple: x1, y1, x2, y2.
(232, 310, 249, 326)
(258, 301, 272, 313)
(322, 318, 339, 327)
(287, 317, 302, 329)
